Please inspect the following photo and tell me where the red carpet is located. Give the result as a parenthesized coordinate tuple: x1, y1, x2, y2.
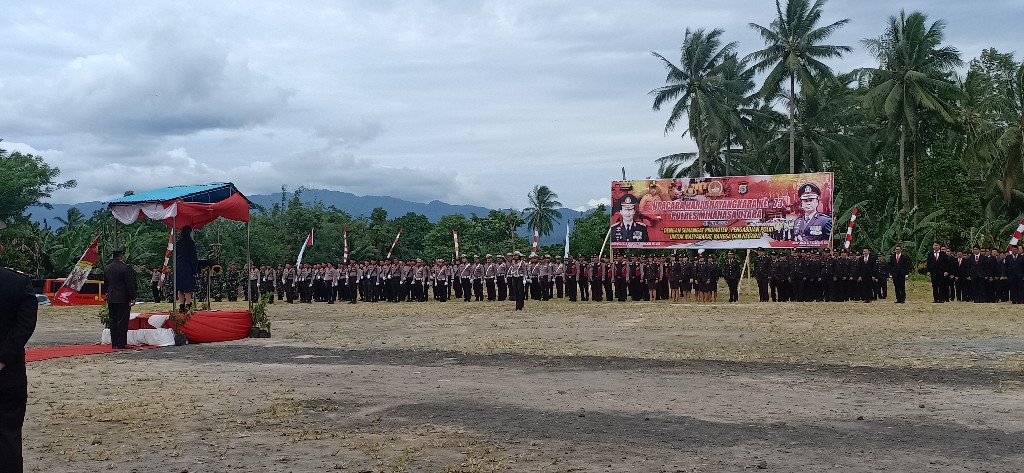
(25, 344, 160, 362)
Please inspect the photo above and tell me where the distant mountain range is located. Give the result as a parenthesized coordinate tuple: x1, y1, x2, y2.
(27, 188, 590, 244)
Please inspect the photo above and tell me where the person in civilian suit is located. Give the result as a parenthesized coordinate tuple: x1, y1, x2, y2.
(888, 245, 911, 303)
(951, 250, 971, 302)
(856, 248, 876, 303)
(926, 242, 949, 303)
(0, 221, 38, 473)
(104, 247, 138, 349)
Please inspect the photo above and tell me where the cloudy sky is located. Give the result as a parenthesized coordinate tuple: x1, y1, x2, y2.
(2, 1, 1020, 211)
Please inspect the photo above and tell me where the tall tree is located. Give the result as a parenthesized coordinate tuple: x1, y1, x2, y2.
(997, 62, 1024, 202)
(650, 28, 746, 176)
(747, 0, 851, 173)
(860, 10, 962, 211)
(0, 146, 77, 221)
(523, 185, 563, 237)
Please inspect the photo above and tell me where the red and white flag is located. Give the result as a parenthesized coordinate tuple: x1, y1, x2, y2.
(386, 228, 403, 259)
(843, 208, 858, 253)
(530, 227, 539, 257)
(296, 229, 314, 267)
(53, 236, 100, 306)
(342, 227, 349, 263)
(158, 228, 174, 289)
(452, 229, 460, 259)
(1009, 216, 1024, 248)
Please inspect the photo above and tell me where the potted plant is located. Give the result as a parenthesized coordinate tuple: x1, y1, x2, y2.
(250, 293, 272, 338)
(169, 305, 193, 346)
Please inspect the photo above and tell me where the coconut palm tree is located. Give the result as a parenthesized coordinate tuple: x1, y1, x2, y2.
(997, 62, 1024, 202)
(747, 0, 851, 174)
(524, 185, 563, 237)
(860, 10, 962, 211)
(650, 28, 747, 177)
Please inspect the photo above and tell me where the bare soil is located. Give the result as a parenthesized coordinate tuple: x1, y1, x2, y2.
(23, 281, 1024, 472)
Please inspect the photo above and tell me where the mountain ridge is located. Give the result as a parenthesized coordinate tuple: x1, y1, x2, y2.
(27, 188, 591, 244)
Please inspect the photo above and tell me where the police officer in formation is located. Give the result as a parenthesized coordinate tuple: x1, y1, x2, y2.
(215, 242, 1024, 307)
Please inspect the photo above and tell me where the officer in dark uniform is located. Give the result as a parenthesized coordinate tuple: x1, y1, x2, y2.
(820, 249, 836, 302)
(722, 251, 742, 302)
(1, 221, 39, 472)
(793, 183, 833, 242)
(611, 195, 649, 242)
(104, 247, 138, 349)
(754, 248, 772, 302)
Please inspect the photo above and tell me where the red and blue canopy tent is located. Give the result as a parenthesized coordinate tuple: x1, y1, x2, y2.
(105, 182, 254, 342)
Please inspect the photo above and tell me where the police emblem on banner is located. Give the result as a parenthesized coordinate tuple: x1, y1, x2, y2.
(738, 181, 749, 194)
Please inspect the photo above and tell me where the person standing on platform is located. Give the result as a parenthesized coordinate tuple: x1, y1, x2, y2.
(723, 251, 742, 302)
(0, 221, 38, 473)
(174, 225, 199, 312)
(888, 245, 911, 303)
(103, 247, 137, 349)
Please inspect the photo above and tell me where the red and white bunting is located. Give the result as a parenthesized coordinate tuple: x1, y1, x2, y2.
(158, 228, 174, 289)
(1009, 216, 1024, 248)
(386, 228, 403, 259)
(342, 227, 349, 263)
(296, 229, 314, 267)
(530, 227, 539, 257)
(452, 229, 460, 259)
(843, 208, 858, 253)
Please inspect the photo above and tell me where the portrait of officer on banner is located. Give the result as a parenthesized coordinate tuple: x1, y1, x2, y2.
(612, 194, 649, 242)
(792, 183, 832, 241)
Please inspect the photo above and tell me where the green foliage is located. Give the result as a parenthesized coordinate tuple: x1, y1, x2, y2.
(251, 293, 272, 331)
(568, 205, 611, 257)
(524, 185, 563, 237)
(0, 146, 77, 221)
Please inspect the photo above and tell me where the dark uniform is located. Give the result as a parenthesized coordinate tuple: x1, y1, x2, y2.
(611, 195, 649, 242)
(103, 248, 138, 349)
(0, 256, 38, 472)
(793, 183, 833, 242)
(722, 256, 742, 302)
(754, 251, 772, 302)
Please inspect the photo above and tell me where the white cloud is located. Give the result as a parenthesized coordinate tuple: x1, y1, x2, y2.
(2, 0, 1022, 211)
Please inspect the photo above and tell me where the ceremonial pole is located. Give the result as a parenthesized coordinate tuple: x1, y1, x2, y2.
(597, 225, 612, 260)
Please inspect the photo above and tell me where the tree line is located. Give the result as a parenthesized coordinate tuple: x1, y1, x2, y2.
(650, 0, 1024, 258)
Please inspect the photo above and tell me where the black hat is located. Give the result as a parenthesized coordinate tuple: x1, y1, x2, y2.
(798, 183, 821, 199)
(618, 194, 639, 208)
(112, 246, 126, 255)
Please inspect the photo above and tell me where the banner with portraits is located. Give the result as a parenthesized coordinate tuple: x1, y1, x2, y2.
(609, 173, 835, 249)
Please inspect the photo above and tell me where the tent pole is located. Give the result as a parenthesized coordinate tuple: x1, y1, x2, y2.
(172, 213, 177, 313)
(247, 220, 253, 311)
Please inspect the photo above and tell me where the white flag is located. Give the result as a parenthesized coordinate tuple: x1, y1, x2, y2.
(296, 229, 314, 267)
(564, 220, 571, 258)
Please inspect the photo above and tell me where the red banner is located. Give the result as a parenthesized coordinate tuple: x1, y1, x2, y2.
(54, 236, 101, 305)
(609, 173, 834, 249)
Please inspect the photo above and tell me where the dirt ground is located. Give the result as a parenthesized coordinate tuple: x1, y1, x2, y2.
(22, 281, 1024, 472)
